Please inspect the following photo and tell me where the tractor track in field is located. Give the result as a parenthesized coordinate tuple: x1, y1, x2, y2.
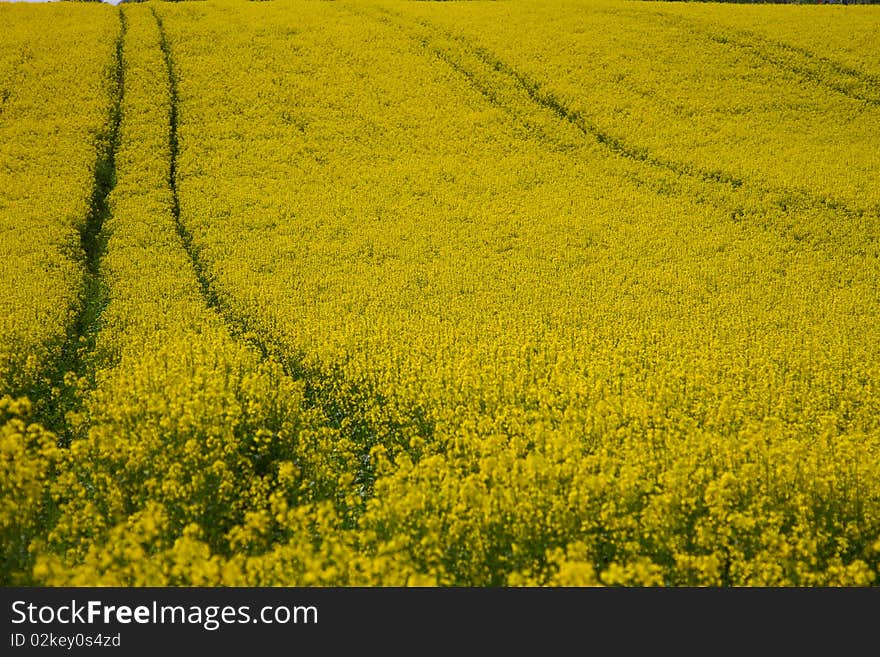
(35, 9, 125, 446)
(152, 9, 220, 319)
(629, 7, 880, 110)
(356, 5, 878, 257)
(706, 33, 880, 110)
(359, 5, 746, 190)
(151, 8, 433, 515)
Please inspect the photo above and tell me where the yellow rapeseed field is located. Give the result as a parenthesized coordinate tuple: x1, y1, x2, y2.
(1, 0, 879, 586)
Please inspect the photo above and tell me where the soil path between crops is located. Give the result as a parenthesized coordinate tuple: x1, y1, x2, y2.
(150, 7, 435, 511)
(38, 9, 125, 446)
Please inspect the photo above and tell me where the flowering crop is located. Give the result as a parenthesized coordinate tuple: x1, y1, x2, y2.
(2, 0, 879, 586)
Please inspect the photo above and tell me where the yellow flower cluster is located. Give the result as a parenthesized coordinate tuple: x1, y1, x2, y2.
(3, 0, 879, 586)
(1, 397, 61, 584)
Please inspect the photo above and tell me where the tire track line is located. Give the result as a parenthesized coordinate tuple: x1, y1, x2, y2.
(361, 5, 745, 192)
(39, 9, 125, 446)
(151, 7, 434, 517)
(630, 8, 880, 109)
(708, 33, 880, 109)
(358, 6, 878, 254)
